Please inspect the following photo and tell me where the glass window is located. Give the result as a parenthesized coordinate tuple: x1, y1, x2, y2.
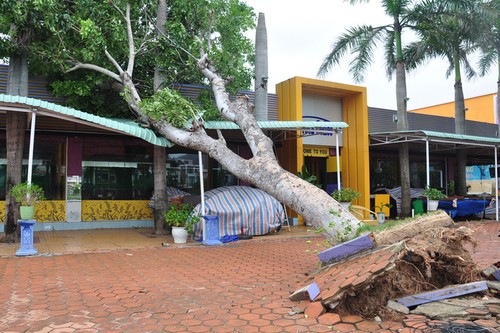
(0, 134, 66, 200)
(82, 137, 154, 199)
(167, 153, 207, 195)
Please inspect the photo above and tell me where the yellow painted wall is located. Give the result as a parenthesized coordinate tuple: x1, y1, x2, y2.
(0, 200, 152, 222)
(410, 93, 496, 124)
(82, 200, 152, 221)
(276, 76, 371, 221)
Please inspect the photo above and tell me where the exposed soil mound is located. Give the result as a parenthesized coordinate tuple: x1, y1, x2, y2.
(293, 212, 490, 320)
(336, 226, 482, 320)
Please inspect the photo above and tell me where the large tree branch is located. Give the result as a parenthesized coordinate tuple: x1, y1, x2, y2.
(197, 54, 275, 159)
(124, 2, 135, 77)
(66, 62, 121, 82)
(104, 49, 125, 76)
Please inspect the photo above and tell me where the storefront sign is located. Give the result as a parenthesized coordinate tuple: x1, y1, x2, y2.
(303, 147, 329, 157)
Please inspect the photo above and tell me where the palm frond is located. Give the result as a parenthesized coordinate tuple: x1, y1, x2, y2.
(317, 25, 388, 82)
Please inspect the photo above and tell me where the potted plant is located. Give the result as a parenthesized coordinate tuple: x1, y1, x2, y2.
(421, 187, 446, 211)
(164, 203, 200, 243)
(9, 182, 46, 220)
(331, 187, 360, 209)
(373, 202, 392, 225)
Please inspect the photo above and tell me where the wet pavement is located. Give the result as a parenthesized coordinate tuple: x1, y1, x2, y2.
(0, 222, 497, 332)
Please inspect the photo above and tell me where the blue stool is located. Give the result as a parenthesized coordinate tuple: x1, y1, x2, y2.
(202, 215, 222, 246)
(16, 220, 38, 256)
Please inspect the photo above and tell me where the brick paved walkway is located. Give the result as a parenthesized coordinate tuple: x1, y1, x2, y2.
(0, 222, 497, 332)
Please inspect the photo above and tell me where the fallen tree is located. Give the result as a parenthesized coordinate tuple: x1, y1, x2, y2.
(63, 1, 361, 243)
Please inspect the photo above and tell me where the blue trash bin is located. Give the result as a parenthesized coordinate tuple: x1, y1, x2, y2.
(202, 215, 222, 246)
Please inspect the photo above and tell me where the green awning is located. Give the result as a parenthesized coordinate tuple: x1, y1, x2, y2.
(0, 94, 172, 147)
(205, 120, 348, 131)
(370, 130, 500, 147)
(0, 94, 348, 147)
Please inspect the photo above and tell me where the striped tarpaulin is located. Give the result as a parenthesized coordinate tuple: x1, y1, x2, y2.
(167, 187, 191, 199)
(386, 187, 424, 215)
(191, 186, 285, 241)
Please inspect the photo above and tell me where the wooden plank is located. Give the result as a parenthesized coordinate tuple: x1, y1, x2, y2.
(289, 282, 320, 301)
(395, 281, 489, 307)
(317, 233, 374, 263)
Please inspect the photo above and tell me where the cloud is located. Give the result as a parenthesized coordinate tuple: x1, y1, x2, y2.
(244, 0, 497, 111)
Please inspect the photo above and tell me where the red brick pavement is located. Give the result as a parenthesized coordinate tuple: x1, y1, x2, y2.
(0, 222, 498, 333)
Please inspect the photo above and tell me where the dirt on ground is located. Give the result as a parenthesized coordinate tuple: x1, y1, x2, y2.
(335, 225, 486, 320)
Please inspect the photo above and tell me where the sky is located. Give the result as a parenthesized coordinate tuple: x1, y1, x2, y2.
(242, 0, 498, 110)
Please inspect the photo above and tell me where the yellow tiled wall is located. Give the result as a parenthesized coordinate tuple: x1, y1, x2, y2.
(0, 200, 153, 222)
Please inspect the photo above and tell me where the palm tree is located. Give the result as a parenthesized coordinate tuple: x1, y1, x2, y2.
(406, 0, 483, 195)
(477, 0, 500, 138)
(317, 0, 413, 217)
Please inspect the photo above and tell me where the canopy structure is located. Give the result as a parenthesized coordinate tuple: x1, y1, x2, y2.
(0, 94, 349, 231)
(370, 130, 500, 220)
(0, 94, 172, 147)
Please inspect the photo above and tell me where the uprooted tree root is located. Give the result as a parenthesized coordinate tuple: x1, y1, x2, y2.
(334, 226, 483, 320)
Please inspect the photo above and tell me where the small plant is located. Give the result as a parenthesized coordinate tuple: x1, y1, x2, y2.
(373, 202, 392, 213)
(297, 165, 322, 188)
(422, 187, 446, 200)
(331, 187, 360, 202)
(164, 203, 200, 233)
(9, 182, 45, 206)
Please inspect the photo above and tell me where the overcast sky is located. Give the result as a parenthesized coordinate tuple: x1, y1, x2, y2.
(243, 0, 498, 110)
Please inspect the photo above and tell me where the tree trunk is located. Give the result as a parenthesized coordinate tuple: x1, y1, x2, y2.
(153, 146, 168, 235)
(395, 61, 411, 217)
(454, 81, 466, 135)
(454, 80, 467, 195)
(497, 80, 500, 138)
(399, 143, 411, 216)
(4, 54, 29, 242)
(151, 123, 362, 244)
(151, 0, 168, 235)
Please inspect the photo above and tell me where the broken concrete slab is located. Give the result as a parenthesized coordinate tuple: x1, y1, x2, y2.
(386, 300, 409, 314)
(410, 298, 500, 321)
(483, 263, 500, 281)
(317, 233, 374, 263)
(396, 281, 489, 308)
(487, 281, 500, 291)
(289, 282, 320, 301)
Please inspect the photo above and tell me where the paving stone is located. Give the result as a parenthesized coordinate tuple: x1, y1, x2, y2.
(317, 313, 341, 325)
(341, 314, 364, 324)
(0, 226, 497, 333)
(304, 301, 325, 319)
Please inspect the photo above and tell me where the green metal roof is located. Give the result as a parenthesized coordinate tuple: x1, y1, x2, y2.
(0, 94, 173, 147)
(0, 94, 348, 147)
(419, 130, 500, 144)
(370, 130, 500, 147)
(205, 120, 348, 131)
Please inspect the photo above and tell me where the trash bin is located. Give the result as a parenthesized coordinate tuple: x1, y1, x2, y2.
(16, 220, 38, 256)
(202, 215, 222, 246)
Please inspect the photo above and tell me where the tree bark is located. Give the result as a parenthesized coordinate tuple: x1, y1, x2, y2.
(395, 60, 411, 217)
(151, 0, 168, 235)
(153, 146, 168, 235)
(454, 80, 467, 195)
(4, 53, 29, 242)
